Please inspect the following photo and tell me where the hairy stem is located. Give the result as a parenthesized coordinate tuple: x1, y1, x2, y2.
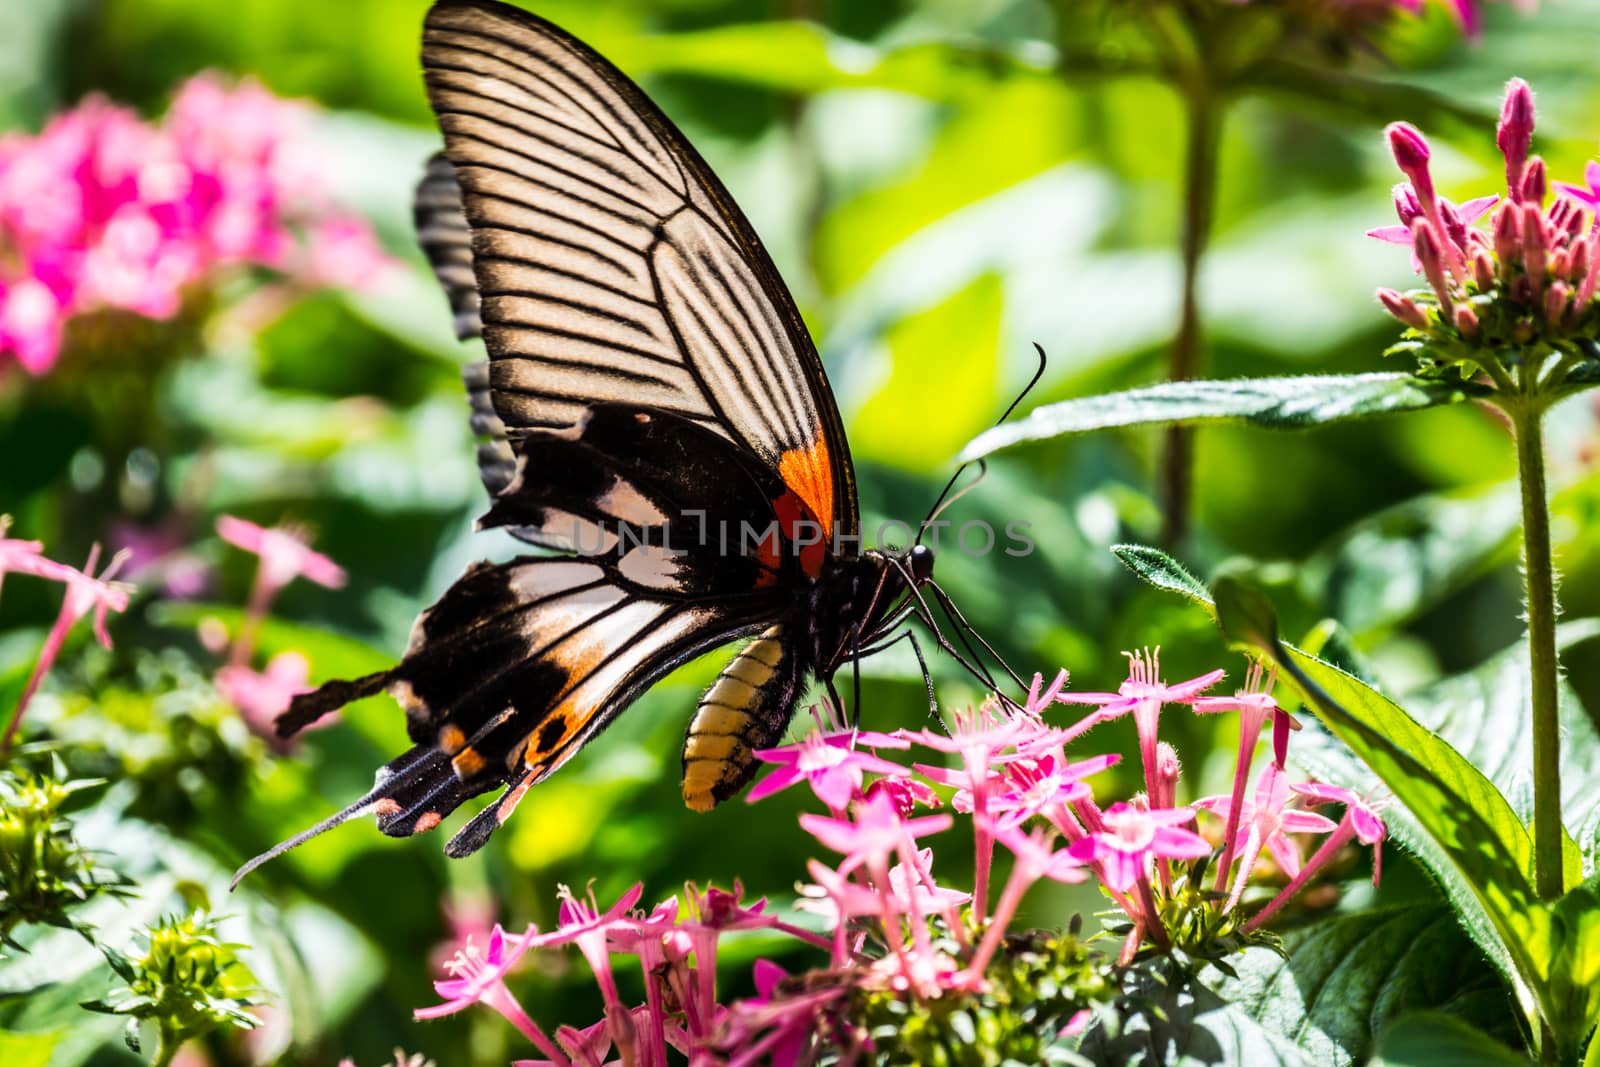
(1160, 81, 1224, 545)
(1510, 400, 1563, 902)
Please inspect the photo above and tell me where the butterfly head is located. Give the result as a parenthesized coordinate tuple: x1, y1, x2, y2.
(908, 543, 935, 584)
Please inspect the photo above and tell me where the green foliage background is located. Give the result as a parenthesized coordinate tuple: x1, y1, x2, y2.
(3, 1, 1600, 1064)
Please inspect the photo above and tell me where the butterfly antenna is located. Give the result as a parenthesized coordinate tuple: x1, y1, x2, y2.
(917, 342, 1049, 544)
(230, 792, 383, 889)
(926, 579, 1028, 692)
(885, 555, 1002, 694)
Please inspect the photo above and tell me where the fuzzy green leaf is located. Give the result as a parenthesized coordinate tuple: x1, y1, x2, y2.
(1082, 905, 1519, 1067)
(1110, 545, 1214, 612)
(959, 374, 1485, 461)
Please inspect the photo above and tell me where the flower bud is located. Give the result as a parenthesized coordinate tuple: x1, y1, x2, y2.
(1493, 203, 1521, 274)
(1545, 281, 1569, 327)
(1378, 288, 1430, 330)
(1521, 157, 1548, 205)
(1412, 220, 1454, 313)
(1472, 251, 1496, 292)
(1392, 182, 1422, 224)
(1454, 304, 1480, 339)
(1498, 78, 1535, 197)
(1153, 743, 1181, 811)
(1522, 202, 1548, 295)
(1551, 249, 1572, 281)
(1386, 124, 1435, 208)
(1570, 236, 1590, 282)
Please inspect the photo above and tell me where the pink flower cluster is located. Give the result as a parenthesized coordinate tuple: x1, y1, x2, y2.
(1373, 78, 1600, 346)
(0, 74, 391, 375)
(210, 515, 345, 743)
(0, 520, 134, 754)
(411, 653, 1387, 1065)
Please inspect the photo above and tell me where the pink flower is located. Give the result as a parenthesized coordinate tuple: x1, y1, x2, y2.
(799, 790, 951, 876)
(1190, 660, 1300, 890)
(1246, 785, 1389, 931)
(1058, 649, 1223, 803)
(216, 515, 344, 667)
(216, 651, 313, 741)
(1196, 764, 1337, 912)
(1067, 802, 1210, 894)
(1, 543, 133, 754)
(748, 727, 908, 811)
(0, 73, 393, 375)
(216, 515, 345, 592)
(415, 924, 544, 1038)
(863, 773, 941, 818)
(989, 752, 1118, 828)
(1554, 160, 1600, 212)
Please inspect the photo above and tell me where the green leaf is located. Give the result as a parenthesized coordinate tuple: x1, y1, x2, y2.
(958, 374, 1485, 462)
(1082, 906, 1520, 1067)
(1110, 545, 1215, 613)
(0, 1029, 62, 1067)
(1368, 1013, 1532, 1067)
(1213, 583, 1574, 1051)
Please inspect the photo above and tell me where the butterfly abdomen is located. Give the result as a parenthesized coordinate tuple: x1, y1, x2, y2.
(682, 626, 803, 812)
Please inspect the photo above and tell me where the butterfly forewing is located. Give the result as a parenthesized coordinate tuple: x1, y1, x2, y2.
(421, 0, 857, 538)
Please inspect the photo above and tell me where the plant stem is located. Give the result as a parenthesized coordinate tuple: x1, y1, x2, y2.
(1160, 79, 1224, 546)
(150, 1025, 180, 1067)
(1510, 400, 1563, 902)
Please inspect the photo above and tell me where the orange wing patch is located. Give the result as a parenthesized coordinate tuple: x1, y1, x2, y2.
(777, 434, 834, 539)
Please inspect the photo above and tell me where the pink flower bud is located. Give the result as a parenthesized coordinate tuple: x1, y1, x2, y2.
(1454, 304, 1479, 338)
(1378, 288, 1430, 330)
(1498, 78, 1535, 198)
(1472, 251, 1496, 291)
(1412, 220, 1454, 314)
(1386, 124, 1434, 205)
(1578, 239, 1600, 308)
(1494, 203, 1521, 273)
(1440, 200, 1469, 253)
(1571, 237, 1591, 282)
(1522, 202, 1548, 296)
(1521, 157, 1548, 205)
(1552, 248, 1572, 281)
(1392, 182, 1422, 225)
(1153, 743, 1181, 811)
(1545, 281, 1569, 327)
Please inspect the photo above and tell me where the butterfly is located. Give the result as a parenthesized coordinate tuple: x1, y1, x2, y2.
(235, 0, 1016, 882)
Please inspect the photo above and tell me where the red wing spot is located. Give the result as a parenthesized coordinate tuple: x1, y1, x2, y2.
(414, 812, 442, 834)
(773, 491, 826, 579)
(374, 798, 401, 816)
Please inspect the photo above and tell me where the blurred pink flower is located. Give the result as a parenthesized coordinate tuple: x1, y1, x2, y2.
(216, 515, 345, 667)
(216, 515, 345, 593)
(799, 790, 951, 876)
(0, 73, 393, 375)
(216, 650, 313, 741)
(2, 541, 133, 754)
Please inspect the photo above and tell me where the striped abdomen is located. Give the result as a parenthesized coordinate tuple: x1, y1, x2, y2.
(682, 625, 803, 811)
